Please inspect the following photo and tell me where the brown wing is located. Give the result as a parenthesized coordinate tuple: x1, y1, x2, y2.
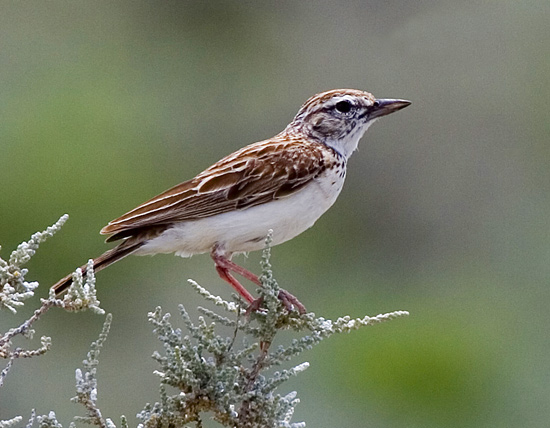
(100, 138, 330, 242)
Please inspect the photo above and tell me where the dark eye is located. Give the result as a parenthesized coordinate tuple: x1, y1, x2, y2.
(335, 100, 352, 113)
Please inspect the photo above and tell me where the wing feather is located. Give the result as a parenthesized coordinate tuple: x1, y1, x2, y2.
(101, 138, 330, 241)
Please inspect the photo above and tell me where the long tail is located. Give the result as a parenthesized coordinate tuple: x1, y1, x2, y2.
(51, 240, 145, 295)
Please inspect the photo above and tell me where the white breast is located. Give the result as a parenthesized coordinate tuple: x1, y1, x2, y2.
(136, 164, 346, 257)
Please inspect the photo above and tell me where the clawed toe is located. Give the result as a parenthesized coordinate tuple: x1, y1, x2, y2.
(246, 296, 265, 315)
(245, 289, 306, 315)
(278, 289, 307, 314)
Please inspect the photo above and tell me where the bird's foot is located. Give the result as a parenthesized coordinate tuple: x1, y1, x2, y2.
(246, 290, 306, 315)
(212, 248, 306, 314)
(278, 288, 307, 314)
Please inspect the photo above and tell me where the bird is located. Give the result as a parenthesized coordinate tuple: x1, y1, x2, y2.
(52, 89, 410, 313)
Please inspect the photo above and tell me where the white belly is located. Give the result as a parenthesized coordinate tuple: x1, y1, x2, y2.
(136, 166, 346, 257)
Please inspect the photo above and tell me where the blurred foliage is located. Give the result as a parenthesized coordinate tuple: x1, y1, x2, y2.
(1, 1, 549, 427)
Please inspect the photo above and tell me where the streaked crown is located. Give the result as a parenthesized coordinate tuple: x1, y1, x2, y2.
(285, 89, 410, 159)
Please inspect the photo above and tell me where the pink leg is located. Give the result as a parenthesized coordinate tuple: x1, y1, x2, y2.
(214, 265, 255, 303)
(211, 247, 307, 314)
(213, 254, 261, 285)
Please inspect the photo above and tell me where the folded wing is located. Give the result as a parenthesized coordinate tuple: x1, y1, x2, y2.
(101, 138, 330, 242)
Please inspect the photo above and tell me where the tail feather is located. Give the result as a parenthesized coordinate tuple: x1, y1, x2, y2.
(51, 240, 144, 295)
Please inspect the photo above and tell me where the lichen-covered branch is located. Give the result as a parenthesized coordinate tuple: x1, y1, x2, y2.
(138, 237, 409, 428)
(72, 314, 113, 428)
(0, 216, 104, 396)
(1, 223, 409, 428)
(0, 215, 68, 314)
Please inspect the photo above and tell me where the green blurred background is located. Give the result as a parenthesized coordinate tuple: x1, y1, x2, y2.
(1, 1, 549, 426)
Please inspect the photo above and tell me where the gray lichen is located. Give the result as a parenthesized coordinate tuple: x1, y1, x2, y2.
(1, 222, 409, 428)
(136, 237, 408, 428)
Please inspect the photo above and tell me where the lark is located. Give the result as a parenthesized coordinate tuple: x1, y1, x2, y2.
(52, 89, 410, 312)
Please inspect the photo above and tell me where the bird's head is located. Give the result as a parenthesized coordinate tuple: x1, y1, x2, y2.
(287, 89, 410, 158)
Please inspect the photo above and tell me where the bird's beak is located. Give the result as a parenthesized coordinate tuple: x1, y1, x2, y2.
(369, 98, 411, 119)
